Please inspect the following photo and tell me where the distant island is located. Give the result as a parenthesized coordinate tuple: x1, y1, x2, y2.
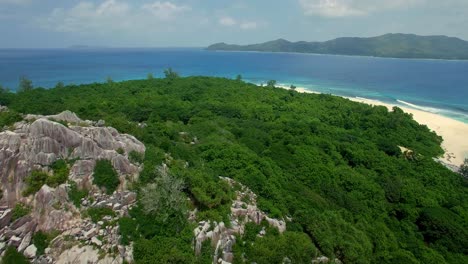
(207, 33, 468, 60)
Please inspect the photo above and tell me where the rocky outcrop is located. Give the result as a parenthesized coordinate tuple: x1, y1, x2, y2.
(0, 111, 145, 206)
(0, 111, 144, 263)
(193, 177, 287, 264)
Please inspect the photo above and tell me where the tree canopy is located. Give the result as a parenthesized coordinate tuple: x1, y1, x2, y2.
(0, 75, 466, 263)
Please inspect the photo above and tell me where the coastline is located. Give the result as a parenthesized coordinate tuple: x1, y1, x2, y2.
(277, 85, 468, 168)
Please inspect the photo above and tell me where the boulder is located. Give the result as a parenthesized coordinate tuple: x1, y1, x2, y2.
(91, 237, 102, 247)
(84, 228, 98, 239)
(0, 208, 12, 228)
(18, 231, 32, 252)
(24, 244, 37, 258)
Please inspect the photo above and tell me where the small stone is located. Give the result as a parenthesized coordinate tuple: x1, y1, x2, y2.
(84, 228, 97, 239)
(96, 119, 106, 127)
(117, 245, 125, 256)
(97, 221, 104, 226)
(24, 244, 37, 258)
(91, 237, 102, 247)
(0, 209, 12, 228)
(10, 235, 22, 246)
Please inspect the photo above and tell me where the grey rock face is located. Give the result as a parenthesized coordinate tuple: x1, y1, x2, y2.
(194, 177, 287, 264)
(0, 111, 145, 206)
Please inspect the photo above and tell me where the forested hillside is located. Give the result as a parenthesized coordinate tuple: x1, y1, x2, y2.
(1, 75, 467, 263)
(207, 33, 468, 60)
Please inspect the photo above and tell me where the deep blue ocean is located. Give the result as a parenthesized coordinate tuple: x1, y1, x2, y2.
(1, 48, 468, 123)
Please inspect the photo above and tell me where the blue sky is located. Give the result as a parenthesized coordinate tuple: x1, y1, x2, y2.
(0, 0, 467, 48)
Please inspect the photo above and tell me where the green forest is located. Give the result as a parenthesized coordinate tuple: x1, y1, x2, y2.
(1, 75, 467, 263)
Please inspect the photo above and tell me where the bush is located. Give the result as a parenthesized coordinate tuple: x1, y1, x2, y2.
(33, 230, 60, 256)
(23, 162, 69, 196)
(93, 160, 120, 194)
(47, 159, 69, 187)
(129, 150, 144, 164)
(1, 246, 29, 264)
(119, 217, 138, 245)
(23, 171, 48, 196)
(85, 207, 116, 223)
(117, 147, 125, 155)
(11, 203, 31, 222)
(140, 166, 187, 223)
(67, 181, 88, 208)
(0, 110, 22, 129)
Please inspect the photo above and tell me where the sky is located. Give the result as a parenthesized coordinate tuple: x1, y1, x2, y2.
(0, 0, 467, 48)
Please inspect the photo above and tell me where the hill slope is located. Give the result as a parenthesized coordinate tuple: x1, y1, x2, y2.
(1, 76, 467, 263)
(207, 33, 468, 60)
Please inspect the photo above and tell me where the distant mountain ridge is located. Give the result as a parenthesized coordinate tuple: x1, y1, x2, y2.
(207, 33, 468, 60)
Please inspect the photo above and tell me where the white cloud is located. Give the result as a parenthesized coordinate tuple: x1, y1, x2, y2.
(219, 16, 237, 26)
(240, 22, 258, 30)
(142, 1, 191, 21)
(299, 0, 425, 17)
(40, 0, 191, 33)
(218, 16, 259, 30)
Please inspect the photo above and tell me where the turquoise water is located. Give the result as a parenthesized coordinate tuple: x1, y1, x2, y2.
(1, 48, 467, 123)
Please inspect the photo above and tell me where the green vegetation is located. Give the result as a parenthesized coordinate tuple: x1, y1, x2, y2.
(1, 246, 29, 264)
(207, 33, 468, 60)
(55, 81, 65, 89)
(140, 166, 187, 223)
(11, 203, 31, 221)
(85, 207, 116, 223)
(460, 159, 468, 179)
(23, 160, 69, 196)
(49, 159, 70, 187)
(116, 147, 125, 155)
(93, 160, 120, 194)
(1, 76, 466, 263)
(33, 230, 60, 256)
(164, 67, 179, 80)
(0, 110, 22, 129)
(67, 181, 89, 208)
(23, 171, 48, 196)
(266, 80, 276, 88)
(18, 76, 33, 92)
(235, 228, 318, 263)
(118, 217, 138, 245)
(129, 150, 144, 164)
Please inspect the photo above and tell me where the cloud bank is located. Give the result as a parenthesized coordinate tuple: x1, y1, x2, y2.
(299, 0, 424, 17)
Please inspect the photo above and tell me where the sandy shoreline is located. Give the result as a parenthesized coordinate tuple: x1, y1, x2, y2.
(279, 85, 468, 168)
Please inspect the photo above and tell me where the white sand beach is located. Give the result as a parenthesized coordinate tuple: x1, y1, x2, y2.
(279, 85, 468, 168)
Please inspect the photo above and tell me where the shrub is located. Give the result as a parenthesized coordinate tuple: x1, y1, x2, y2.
(129, 150, 144, 164)
(1, 246, 29, 264)
(93, 160, 120, 194)
(18, 76, 33, 92)
(116, 147, 125, 155)
(140, 166, 187, 223)
(23, 161, 69, 196)
(67, 181, 88, 208)
(23, 171, 48, 196)
(0, 110, 22, 129)
(163, 68, 179, 80)
(33, 230, 60, 256)
(119, 217, 138, 245)
(85, 207, 116, 223)
(11, 203, 31, 221)
(47, 159, 69, 187)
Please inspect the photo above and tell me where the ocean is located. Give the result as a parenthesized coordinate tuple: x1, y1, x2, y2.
(1, 48, 467, 123)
